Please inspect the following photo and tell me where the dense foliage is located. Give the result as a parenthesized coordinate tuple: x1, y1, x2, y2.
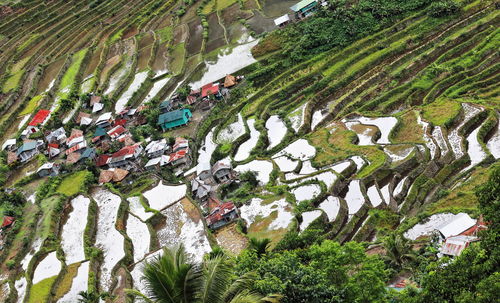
(270, 0, 448, 63)
(236, 241, 389, 303)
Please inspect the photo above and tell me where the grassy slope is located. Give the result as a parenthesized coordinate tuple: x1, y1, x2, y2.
(56, 170, 91, 196)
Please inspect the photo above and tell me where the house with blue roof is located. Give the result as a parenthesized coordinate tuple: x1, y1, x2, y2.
(157, 108, 192, 132)
(16, 141, 39, 162)
(160, 100, 173, 113)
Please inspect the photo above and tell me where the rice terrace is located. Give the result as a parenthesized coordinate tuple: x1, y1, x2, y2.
(0, 0, 498, 302)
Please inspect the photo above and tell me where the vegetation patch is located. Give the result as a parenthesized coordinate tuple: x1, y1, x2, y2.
(2, 69, 24, 93)
(18, 95, 43, 117)
(27, 276, 58, 303)
(426, 164, 497, 215)
(169, 42, 186, 75)
(421, 98, 461, 126)
(392, 110, 425, 144)
(58, 48, 88, 95)
(54, 262, 81, 300)
(56, 170, 92, 197)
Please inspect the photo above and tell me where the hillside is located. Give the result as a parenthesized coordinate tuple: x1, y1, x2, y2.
(0, 0, 498, 302)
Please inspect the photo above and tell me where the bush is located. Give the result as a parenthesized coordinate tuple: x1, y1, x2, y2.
(428, 0, 461, 17)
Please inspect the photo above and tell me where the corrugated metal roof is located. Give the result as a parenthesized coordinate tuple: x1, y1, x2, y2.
(438, 213, 476, 238)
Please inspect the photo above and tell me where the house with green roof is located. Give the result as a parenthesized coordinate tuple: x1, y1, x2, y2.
(157, 108, 193, 131)
(290, 0, 319, 19)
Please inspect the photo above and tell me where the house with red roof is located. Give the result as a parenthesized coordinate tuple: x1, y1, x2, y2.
(107, 125, 127, 140)
(108, 143, 143, 169)
(26, 109, 51, 134)
(1, 216, 15, 229)
(205, 199, 238, 230)
(167, 148, 190, 167)
(96, 154, 112, 167)
(201, 83, 222, 99)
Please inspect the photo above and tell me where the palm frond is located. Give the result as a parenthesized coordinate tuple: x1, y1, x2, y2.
(224, 272, 258, 302)
(125, 289, 156, 303)
(198, 255, 233, 303)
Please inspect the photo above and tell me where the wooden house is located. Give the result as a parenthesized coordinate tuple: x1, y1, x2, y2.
(157, 109, 192, 131)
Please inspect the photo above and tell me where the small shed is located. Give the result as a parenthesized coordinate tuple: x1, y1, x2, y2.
(37, 162, 60, 177)
(2, 139, 16, 151)
(160, 100, 173, 113)
(437, 213, 476, 239)
(274, 14, 291, 28)
(157, 109, 192, 131)
(1, 216, 15, 229)
(440, 235, 479, 257)
(224, 75, 237, 88)
(17, 141, 38, 162)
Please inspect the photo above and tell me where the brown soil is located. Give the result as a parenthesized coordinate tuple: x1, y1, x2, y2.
(137, 45, 152, 71)
(246, 10, 276, 35)
(138, 32, 154, 50)
(205, 37, 227, 54)
(100, 55, 121, 83)
(207, 13, 225, 44)
(173, 24, 189, 45)
(243, 0, 259, 10)
(214, 223, 248, 255)
(220, 3, 253, 26)
(181, 198, 202, 223)
(36, 56, 66, 94)
(111, 267, 129, 303)
(84, 47, 103, 77)
(152, 42, 169, 74)
(122, 26, 139, 40)
(186, 19, 203, 56)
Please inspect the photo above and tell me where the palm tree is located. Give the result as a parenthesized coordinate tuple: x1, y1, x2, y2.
(248, 238, 271, 257)
(78, 291, 111, 303)
(127, 245, 280, 303)
(381, 232, 416, 271)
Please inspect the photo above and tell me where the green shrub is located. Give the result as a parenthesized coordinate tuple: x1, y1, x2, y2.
(428, 0, 461, 17)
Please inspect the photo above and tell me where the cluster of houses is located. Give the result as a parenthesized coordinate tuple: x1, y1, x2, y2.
(274, 0, 328, 28)
(2, 93, 195, 182)
(188, 158, 240, 230)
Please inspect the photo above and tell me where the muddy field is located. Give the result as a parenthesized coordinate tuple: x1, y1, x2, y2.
(187, 19, 203, 56)
(36, 56, 66, 94)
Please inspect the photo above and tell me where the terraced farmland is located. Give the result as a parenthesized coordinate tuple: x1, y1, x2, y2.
(0, 0, 498, 302)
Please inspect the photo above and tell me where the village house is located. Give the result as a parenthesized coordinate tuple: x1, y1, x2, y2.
(191, 177, 212, 203)
(1, 216, 15, 230)
(65, 141, 88, 156)
(440, 235, 479, 257)
(212, 159, 235, 183)
(290, 0, 320, 19)
(205, 198, 239, 230)
(66, 152, 81, 164)
(167, 148, 190, 167)
(90, 95, 104, 113)
(224, 74, 238, 88)
(197, 162, 212, 181)
(2, 139, 16, 151)
(37, 162, 60, 177)
(92, 127, 107, 143)
(98, 168, 129, 184)
(79, 147, 97, 162)
(144, 155, 169, 170)
(173, 137, 189, 152)
(107, 125, 128, 141)
(157, 108, 193, 132)
(201, 82, 222, 100)
(96, 154, 112, 168)
(107, 143, 143, 170)
(17, 141, 39, 162)
(160, 100, 174, 113)
(145, 139, 170, 158)
(95, 112, 113, 128)
(26, 109, 51, 133)
(436, 213, 477, 240)
(47, 143, 61, 158)
(46, 127, 67, 145)
(76, 112, 93, 126)
(66, 129, 84, 148)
